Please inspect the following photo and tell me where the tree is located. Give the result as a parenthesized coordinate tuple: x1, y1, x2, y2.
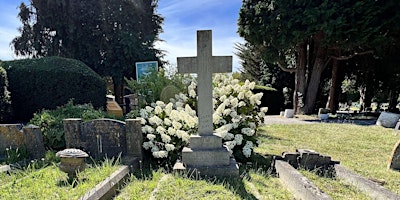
(12, 0, 164, 104)
(238, 0, 400, 114)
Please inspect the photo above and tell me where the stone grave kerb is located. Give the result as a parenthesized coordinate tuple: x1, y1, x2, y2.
(176, 30, 238, 177)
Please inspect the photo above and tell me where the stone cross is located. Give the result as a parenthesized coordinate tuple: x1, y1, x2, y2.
(177, 30, 232, 136)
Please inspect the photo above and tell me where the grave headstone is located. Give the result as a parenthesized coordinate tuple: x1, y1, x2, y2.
(284, 109, 294, 118)
(376, 112, 400, 128)
(107, 100, 123, 117)
(175, 30, 238, 177)
(63, 118, 143, 170)
(388, 140, 400, 171)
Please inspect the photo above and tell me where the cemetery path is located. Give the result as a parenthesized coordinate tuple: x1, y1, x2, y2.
(264, 115, 377, 126)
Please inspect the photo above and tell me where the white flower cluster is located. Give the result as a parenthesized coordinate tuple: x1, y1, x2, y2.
(139, 74, 268, 160)
(140, 100, 197, 158)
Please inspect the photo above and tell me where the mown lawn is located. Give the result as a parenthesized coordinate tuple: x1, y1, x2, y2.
(257, 123, 400, 196)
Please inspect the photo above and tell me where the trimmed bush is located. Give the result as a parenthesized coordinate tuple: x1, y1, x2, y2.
(252, 85, 284, 115)
(0, 63, 12, 122)
(4, 57, 106, 121)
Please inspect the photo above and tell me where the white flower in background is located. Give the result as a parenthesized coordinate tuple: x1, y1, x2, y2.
(156, 126, 166, 134)
(164, 118, 172, 126)
(147, 134, 156, 141)
(167, 127, 176, 135)
(225, 140, 237, 150)
(145, 106, 154, 113)
(241, 128, 255, 136)
(234, 134, 243, 145)
(149, 116, 163, 126)
(142, 141, 154, 150)
(219, 95, 227, 102)
(248, 122, 256, 129)
(230, 98, 239, 108)
(189, 89, 196, 98)
(142, 125, 155, 134)
(238, 101, 246, 107)
(172, 121, 182, 130)
(154, 106, 163, 115)
(153, 150, 168, 158)
(261, 107, 268, 113)
(238, 92, 245, 100)
(242, 146, 252, 158)
(156, 101, 165, 108)
(139, 118, 146, 125)
(165, 103, 173, 115)
(223, 109, 231, 116)
(224, 133, 234, 140)
(151, 146, 159, 152)
(161, 133, 171, 143)
(165, 144, 175, 152)
(140, 109, 149, 118)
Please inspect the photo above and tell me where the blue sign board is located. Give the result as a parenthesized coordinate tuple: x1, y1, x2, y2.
(135, 61, 158, 81)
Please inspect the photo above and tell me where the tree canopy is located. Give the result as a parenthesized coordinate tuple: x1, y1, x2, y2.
(238, 0, 400, 113)
(12, 0, 164, 103)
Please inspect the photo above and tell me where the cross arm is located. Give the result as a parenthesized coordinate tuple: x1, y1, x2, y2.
(177, 57, 197, 73)
(211, 56, 233, 73)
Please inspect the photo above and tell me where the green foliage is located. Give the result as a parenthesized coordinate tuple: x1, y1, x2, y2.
(159, 85, 180, 103)
(125, 69, 190, 109)
(0, 64, 12, 122)
(2, 146, 28, 164)
(29, 100, 111, 150)
(12, 0, 164, 104)
(4, 57, 106, 121)
(253, 85, 284, 115)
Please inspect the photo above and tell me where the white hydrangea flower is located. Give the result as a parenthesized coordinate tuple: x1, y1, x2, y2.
(242, 147, 252, 158)
(165, 144, 175, 152)
(154, 106, 163, 115)
(189, 89, 196, 98)
(223, 109, 231, 116)
(161, 133, 171, 143)
(140, 109, 149, 118)
(248, 122, 256, 129)
(172, 121, 182, 130)
(164, 118, 172, 126)
(230, 98, 239, 108)
(147, 134, 156, 141)
(224, 140, 237, 150)
(167, 127, 176, 135)
(142, 141, 154, 150)
(156, 101, 165, 108)
(238, 92, 245, 100)
(224, 133, 234, 140)
(234, 134, 243, 145)
(139, 117, 146, 125)
(156, 126, 166, 134)
(165, 103, 173, 115)
(151, 146, 159, 152)
(241, 127, 255, 136)
(261, 107, 268, 113)
(153, 150, 168, 158)
(145, 106, 154, 113)
(149, 116, 163, 126)
(142, 125, 154, 134)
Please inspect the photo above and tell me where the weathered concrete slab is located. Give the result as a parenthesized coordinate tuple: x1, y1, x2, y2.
(174, 158, 239, 178)
(80, 165, 129, 200)
(275, 160, 331, 200)
(334, 164, 400, 200)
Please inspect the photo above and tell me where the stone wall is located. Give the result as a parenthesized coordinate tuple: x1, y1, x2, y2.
(0, 124, 45, 160)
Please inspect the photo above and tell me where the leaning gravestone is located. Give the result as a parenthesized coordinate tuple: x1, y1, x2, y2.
(388, 140, 400, 171)
(376, 112, 400, 128)
(175, 30, 238, 177)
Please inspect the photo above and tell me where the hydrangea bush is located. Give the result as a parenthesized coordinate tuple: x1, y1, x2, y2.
(137, 74, 267, 163)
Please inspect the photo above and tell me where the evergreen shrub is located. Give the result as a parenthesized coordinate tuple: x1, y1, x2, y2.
(253, 85, 284, 115)
(4, 57, 106, 121)
(0, 63, 12, 122)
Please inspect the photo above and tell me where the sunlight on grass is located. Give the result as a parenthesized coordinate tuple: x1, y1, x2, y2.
(116, 170, 165, 200)
(257, 123, 400, 195)
(245, 170, 292, 199)
(0, 160, 119, 199)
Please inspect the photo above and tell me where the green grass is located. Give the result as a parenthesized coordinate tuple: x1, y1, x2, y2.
(257, 123, 400, 195)
(0, 159, 119, 199)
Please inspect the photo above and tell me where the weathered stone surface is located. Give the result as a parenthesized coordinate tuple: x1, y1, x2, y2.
(388, 140, 400, 170)
(376, 112, 400, 128)
(106, 100, 123, 117)
(0, 124, 45, 160)
(80, 165, 129, 200)
(63, 118, 143, 168)
(335, 164, 400, 200)
(284, 109, 294, 118)
(395, 120, 400, 131)
(282, 152, 300, 168)
(297, 149, 332, 170)
(0, 165, 11, 173)
(275, 160, 332, 200)
(188, 134, 222, 149)
(182, 146, 231, 166)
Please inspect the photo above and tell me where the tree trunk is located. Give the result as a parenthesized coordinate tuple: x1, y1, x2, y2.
(388, 89, 399, 113)
(300, 33, 327, 114)
(293, 42, 307, 114)
(327, 58, 342, 114)
(113, 77, 124, 105)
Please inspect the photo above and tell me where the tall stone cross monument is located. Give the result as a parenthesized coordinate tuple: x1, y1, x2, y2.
(176, 30, 238, 177)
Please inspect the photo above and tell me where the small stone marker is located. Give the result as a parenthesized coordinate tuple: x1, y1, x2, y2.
(284, 109, 294, 118)
(376, 112, 400, 128)
(176, 30, 238, 177)
(388, 140, 400, 171)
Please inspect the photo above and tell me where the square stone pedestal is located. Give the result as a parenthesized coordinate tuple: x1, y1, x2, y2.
(174, 134, 239, 177)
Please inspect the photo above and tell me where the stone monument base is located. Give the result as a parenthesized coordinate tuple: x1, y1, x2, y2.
(174, 134, 239, 178)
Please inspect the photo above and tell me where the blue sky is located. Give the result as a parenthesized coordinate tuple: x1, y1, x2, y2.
(0, 0, 244, 71)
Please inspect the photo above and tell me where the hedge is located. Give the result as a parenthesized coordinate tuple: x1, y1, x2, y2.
(0, 63, 12, 122)
(252, 85, 284, 115)
(4, 56, 106, 121)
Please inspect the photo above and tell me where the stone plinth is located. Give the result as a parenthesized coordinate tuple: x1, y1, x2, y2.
(284, 109, 294, 118)
(376, 112, 400, 128)
(107, 100, 123, 117)
(388, 140, 400, 171)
